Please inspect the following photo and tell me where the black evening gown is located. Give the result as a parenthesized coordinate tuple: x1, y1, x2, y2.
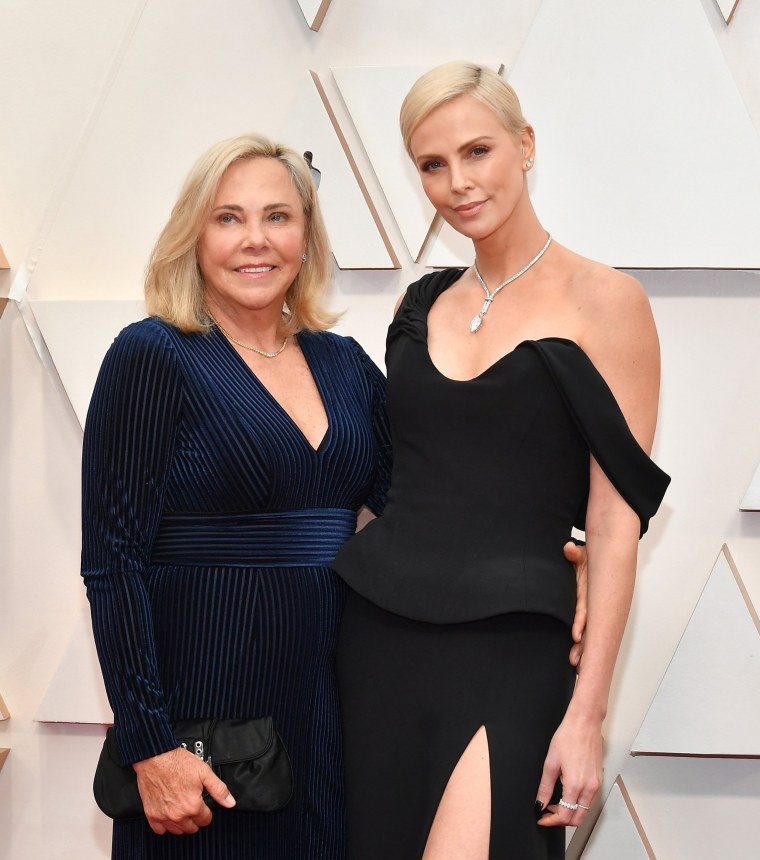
(333, 268, 670, 859)
(81, 319, 390, 860)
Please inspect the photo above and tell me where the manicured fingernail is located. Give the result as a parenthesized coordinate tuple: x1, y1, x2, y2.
(534, 800, 544, 812)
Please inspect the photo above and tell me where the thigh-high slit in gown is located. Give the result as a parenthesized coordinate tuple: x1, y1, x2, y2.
(81, 320, 390, 859)
(333, 268, 670, 859)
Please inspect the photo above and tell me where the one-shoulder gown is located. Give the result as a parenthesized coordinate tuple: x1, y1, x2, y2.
(81, 319, 390, 859)
(333, 268, 670, 860)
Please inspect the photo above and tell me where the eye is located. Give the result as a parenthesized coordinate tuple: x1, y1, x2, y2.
(420, 159, 443, 173)
(471, 145, 489, 158)
(218, 212, 238, 225)
(269, 212, 287, 223)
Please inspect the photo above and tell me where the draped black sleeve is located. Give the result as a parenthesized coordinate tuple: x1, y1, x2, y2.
(527, 338, 670, 537)
(81, 320, 182, 764)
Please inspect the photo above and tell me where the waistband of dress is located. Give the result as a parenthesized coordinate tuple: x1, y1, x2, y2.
(150, 508, 358, 567)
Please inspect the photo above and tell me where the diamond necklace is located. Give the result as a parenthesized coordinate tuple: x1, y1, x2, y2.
(470, 233, 552, 333)
(210, 315, 289, 358)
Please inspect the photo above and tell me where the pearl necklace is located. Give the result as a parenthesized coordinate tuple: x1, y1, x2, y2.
(470, 234, 552, 333)
(210, 316, 289, 358)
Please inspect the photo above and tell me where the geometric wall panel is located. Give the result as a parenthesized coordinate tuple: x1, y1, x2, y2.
(34, 615, 113, 725)
(0, 243, 8, 269)
(332, 64, 502, 265)
(502, 0, 760, 268)
(715, 0, 741, 25)
(332, 65, 440, 262)
(296, 0, 334, 31)
(579, 777, 657, 860)
(740, 461, 760, 511)
(282, 72, 399, 269)
(632, 545, 760, 757)
(29, 299, 145, 427)
(0, 748, 8, 773)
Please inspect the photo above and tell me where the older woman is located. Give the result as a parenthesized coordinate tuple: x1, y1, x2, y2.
(333, 62, 670, 859)
(81, 133, 390, 859)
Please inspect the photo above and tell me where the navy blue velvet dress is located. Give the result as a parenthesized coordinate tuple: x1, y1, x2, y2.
(81, 319, 390, 859)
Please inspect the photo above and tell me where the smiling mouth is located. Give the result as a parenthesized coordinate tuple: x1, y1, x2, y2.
(237, 265, 275, 274)
(454, 201, 486, 215)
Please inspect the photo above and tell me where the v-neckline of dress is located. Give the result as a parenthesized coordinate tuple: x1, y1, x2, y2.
(216, 327, 332, 454)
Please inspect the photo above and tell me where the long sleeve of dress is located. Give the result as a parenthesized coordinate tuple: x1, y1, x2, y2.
(346, 337, 392, 517)
(81, 321, 183, 765)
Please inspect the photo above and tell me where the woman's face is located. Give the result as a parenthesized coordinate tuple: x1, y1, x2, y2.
(198, 157, 307, 317)
(409, 94, 532, 243)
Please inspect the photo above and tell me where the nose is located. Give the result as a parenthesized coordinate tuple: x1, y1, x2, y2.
(242, 220, 268, 250)
(449, 161, 473, 195)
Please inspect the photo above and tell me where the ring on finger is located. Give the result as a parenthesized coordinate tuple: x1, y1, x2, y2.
(558, 798, 579, 811)
(577, 803, 591, 810)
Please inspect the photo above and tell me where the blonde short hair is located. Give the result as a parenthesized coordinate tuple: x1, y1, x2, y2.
(145, 132, 337, 335)
(400, 61, 528, 158)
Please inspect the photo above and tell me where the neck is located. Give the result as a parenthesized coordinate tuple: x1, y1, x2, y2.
(472, 199, 546, 285)
(206, 299, 284, 352)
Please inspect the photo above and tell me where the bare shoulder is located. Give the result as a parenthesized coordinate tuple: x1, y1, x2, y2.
(393, 291, 407, 316)
(566, 254, 660, 450)
(582, 263, 650, 319)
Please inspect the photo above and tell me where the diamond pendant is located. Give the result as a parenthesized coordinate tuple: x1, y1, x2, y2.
(469, 297, 491, 333)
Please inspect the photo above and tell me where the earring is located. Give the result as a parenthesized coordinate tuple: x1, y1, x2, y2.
(525, 158, 534, 169)
(302, 253, 308, 262)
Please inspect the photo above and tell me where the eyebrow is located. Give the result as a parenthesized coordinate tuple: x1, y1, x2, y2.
(415, 136, 496, 163)
(211, 203, 295, 212)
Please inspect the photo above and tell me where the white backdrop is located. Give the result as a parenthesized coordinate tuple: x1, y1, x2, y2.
(2, 1, 760, 857)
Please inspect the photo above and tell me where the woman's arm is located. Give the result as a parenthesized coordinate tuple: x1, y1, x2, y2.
(536, 270, 661, 826)
(82, 322, 183, 761)
(82, 322, 233, 834)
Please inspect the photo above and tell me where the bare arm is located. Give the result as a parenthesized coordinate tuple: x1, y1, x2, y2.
(537, 271, 660, 826)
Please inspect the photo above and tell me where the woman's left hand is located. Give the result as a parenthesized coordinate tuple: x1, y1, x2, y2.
(534, 709, 603, 827)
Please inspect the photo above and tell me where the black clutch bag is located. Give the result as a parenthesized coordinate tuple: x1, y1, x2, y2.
(93, 717, 293, 820)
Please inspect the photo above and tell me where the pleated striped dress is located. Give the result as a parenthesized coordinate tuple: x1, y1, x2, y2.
(81, 318, 390, 859)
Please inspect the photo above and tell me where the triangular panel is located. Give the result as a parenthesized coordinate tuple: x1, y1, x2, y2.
(333, 64, 502, 264)
(30, 299, 145, 427)
(715, 0, 741, 24)
(0, 692, 9, 720)
(632, 545, 760, 756)
(332, 66, 438, 262)
(35, 614, 113, 724)
(282, 72, 399, 270)
(296, 0, 333, 31)
(740, 460, 760, 511)
(580, 777, 656, 860)
(0, 243, 8, 269)
(0, 749, 8, 773)
(482, 0, 760, 268)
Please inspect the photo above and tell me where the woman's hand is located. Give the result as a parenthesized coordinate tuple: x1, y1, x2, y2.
(563, 541, 588, 669)
(132, 747, 236, 835)
(534, 708, 602, 828)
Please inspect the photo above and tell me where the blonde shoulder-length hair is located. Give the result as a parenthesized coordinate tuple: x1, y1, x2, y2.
(145, 132, 337, 335)
(399, 61, 528, 158)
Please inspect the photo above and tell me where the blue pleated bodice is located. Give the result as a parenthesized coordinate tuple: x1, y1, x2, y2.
(81, 319, 390, 859)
